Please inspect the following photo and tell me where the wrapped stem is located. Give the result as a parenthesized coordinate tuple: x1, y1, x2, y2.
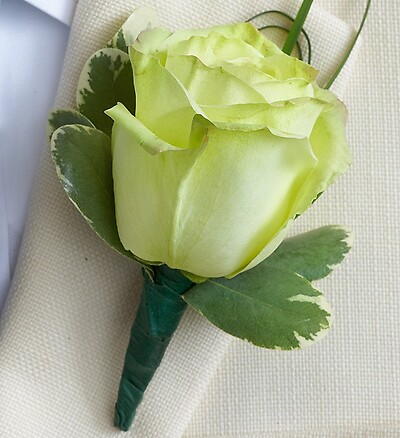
(115, 265, 193, 431)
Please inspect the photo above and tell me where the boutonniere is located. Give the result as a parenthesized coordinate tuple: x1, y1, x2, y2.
(48, 0, 369, 430)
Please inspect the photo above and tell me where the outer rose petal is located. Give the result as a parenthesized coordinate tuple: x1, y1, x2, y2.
(236, 99, 351, 276)
(165, 29, 317, 82)
(108, 104, 204, 264)
(136, 23, 317, 82)
(170, 32, 265, 67)
(222, 62, 316, 103)
(165, 54, 265, 106)
(162, 31, 316, 104)
(168, 122, 317, 278)
(132, 27, 172, 56)
(109, 104, 317, 277)
(200, 99, 324, 138)
(106, 103, 182, 154)
(130, 47, 204, 148)
(154, 22, 282, 60)
(166, 51, 314, 105)
(291, 99, 351, 215)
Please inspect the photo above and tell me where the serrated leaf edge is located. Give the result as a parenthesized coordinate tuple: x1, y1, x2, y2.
(47, 109, 95, 140)
(76, 48, 130, 109)
(326, 225, 354, 272)
(50, 124, 106, 225)
(50, 124, 127, 253)
(185, 268, 332, 350)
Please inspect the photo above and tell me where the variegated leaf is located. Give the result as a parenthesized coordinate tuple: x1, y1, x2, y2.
(50, 124, 136, 261)
(265, 225, 353, 281)
(184, 264, 331, 350)
(76, 48, 135, 136)
(48, 109, 94, 140)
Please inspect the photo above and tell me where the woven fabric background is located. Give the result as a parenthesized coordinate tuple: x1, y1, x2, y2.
(0, 0, 398, 437)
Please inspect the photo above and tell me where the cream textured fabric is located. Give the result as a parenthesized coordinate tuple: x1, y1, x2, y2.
(1, 0, 398, 437)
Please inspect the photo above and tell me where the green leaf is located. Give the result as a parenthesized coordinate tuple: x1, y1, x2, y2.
(48, 109, 94, 140)
(265, 225, 353, 281)
(76, 48, 135, 136)
(50, 124, 136, 261)
(108, 30, 127, 52)
(184, 264, 330, 349)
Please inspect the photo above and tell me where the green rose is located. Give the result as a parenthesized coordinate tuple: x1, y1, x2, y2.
(106, 22, 350, 279)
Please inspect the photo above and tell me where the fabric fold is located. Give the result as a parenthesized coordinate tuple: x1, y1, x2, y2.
(0, 1, 364, 437)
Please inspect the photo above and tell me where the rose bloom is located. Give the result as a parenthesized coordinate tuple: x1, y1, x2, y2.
(106, 22, 350, 278)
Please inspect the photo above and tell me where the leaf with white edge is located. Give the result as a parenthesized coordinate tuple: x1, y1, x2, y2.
(50, 124, 136, 261)
(184, 264, 331, 350)
(265, 225, 353, 281)
(48, 109, 94, 140)
(76, 48, 135, 136)
(107, 7, 160, 52)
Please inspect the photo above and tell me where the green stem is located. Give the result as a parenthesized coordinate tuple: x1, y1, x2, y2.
(282, 0, 314, 56)
(114, 265, 193, 431)
(324, 0, 371, 89)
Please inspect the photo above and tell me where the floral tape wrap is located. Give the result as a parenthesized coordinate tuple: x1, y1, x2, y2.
(115, 266, 193, 431)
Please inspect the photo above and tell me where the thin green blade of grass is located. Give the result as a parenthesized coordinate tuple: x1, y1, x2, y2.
(324, 0, 371, 89)
(282, 0, 314, 56)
